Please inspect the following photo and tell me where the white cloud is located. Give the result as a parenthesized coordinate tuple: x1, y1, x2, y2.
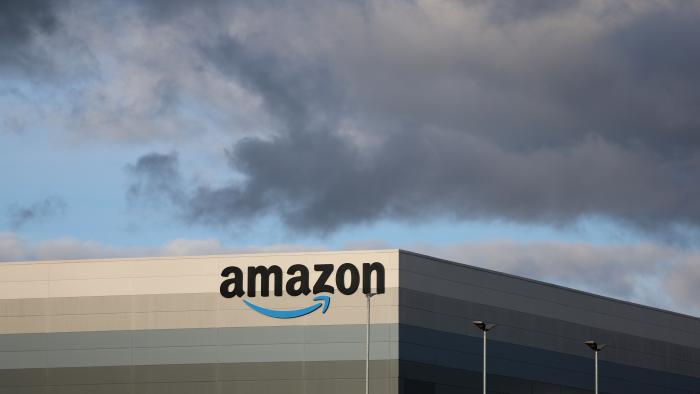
(664, 254, 700, 312)
(0, 233, 26, 261)
(0, 232, 323, 262)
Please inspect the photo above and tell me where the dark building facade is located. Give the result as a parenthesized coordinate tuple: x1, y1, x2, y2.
(0, 250, 698, 393)
(399, 251, 700, 394)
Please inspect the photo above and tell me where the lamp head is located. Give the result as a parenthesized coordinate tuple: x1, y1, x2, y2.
(584, 340, 607, 352)
(473, 320, 496, 332)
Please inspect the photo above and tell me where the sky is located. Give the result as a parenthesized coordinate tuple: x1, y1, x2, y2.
(2, 0, 700, 315)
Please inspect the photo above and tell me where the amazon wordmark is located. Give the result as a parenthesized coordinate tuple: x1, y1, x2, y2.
(220, 262, 385, 297)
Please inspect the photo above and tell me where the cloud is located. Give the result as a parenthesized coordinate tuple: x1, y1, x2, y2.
(126, 152, 184, 207)
(115, 1, 700, 238)
(7, 196, 66, 230)
(128, 133, 700, 237)
(0, 232, 324, 262)
(663, 254, 700, 313)
(0, 0, 60, 75)
(0, 0, 268, 142)
(3, 1, 700, 238)
(0, 232, 26, 261)
(0, 232, 198, 261)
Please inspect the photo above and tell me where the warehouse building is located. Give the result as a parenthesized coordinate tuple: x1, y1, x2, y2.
(1, 249, 699, 393)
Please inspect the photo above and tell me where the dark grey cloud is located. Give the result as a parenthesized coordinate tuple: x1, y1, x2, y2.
(126, 152, 184, 207)
(0, 0, 61, 75)
(483, 0, 581, 24)
(7, 196, 66, 230)
(116, 1, 700, 237)
(201, 35, 341, 134)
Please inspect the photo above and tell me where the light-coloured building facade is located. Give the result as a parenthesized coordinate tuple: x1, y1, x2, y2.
(1, 249, 699, 393)
(1, 250, 399, 394)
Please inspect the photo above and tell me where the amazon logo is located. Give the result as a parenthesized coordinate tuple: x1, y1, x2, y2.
(219, 262, 385, 319)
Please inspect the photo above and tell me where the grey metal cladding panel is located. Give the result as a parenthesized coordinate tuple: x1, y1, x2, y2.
(398, 289, 700, 375)
(133, 345, 222, 365)
(216, 359, 398, 380)
(400, 362, 591, 394)
(399, 325, 700, 392)
(302, 359, 400, 380)
(0, 368, 48, 387)
(400, 340, 700, 394)
(32, 330, 133, 350)
(1, 361, 398, 388)
(134, 382, 217, 394)
(0, 383, 388, 394)
(131, 328, 219, 348)
(301, 378, 398, 394)
(400, 362, 515, 394)
(0, 324, 399, 369)
(402, 285, 700, 365)
(2, 361, 400, 394)
(3, 388, 47, 394)
(0, 342, 397, 369)
(216, 340, 396, 364)
(44, 383, 189, 394)
(0, 333, 50, 352)
(47, 365, 136, 385)
(0, 325, 398, 351)
(214, 324, 399, 345)
(133, 363, 217, 383)
(217, 378, 398, 394)
(43, 348, 134, 369)
(399, 252, 700, 343)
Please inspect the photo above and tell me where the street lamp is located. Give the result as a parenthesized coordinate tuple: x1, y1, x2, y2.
(473, 321, 496, 394)
(584, 340, 607, 394)
(365, 292, 379, 394)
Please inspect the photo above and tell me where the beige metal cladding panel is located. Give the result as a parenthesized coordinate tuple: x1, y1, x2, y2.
(0, 288, 399, 334)
(0, 263, 49, 282)
(0, 250, 399, 334)
(0, 281, 50, 299)
(0, 250, 399, 299)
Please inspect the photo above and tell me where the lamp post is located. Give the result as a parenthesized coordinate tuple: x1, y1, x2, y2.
(366, 292, 378, 394)
(584, 340, 606, 394)
(473, 321, 496, 394)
